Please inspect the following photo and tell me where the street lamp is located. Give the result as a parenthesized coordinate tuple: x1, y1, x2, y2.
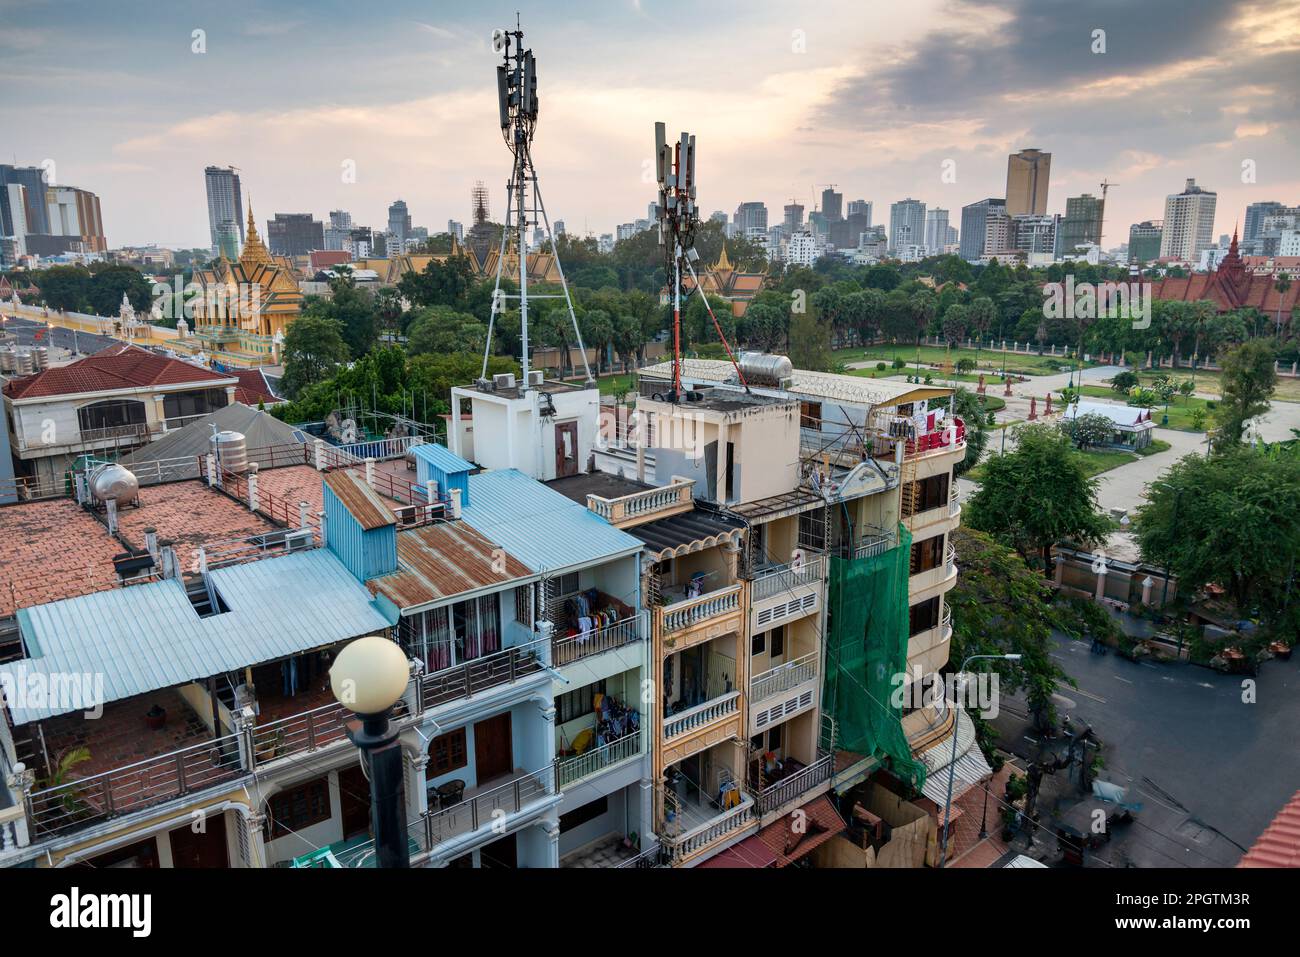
(938, 653, 1021, 868)
(329, 635, 412, 868)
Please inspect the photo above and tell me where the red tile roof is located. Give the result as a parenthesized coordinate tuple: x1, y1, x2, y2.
(3, 344, 235, 400)
(231, 368, 283, 406)
(698, 795, 845, 868)
(1152, 233, 1300, 316)
(1239, 790, 1300, 868)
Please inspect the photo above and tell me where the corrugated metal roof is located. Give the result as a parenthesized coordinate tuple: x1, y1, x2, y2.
(0, 550, 391, 724)
(629, 508, 746, 560)
(412, 443, 474, 474)
(118, 402, 306, 466)
(369, 521, 534, 610)
(459, 469, 644, 575)
(324, 469, 396, 530)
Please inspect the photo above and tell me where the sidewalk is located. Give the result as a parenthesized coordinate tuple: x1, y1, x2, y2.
(947, 758, 1017, 868)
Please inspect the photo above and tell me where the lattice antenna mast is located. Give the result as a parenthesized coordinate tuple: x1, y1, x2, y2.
(481, 22, 593, 388)
(654, 121, 699, 402)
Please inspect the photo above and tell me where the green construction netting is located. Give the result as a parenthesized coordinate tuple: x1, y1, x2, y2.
(823, 523, 926, 790)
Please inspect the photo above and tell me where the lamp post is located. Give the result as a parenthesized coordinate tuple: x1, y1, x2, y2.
(938, 653, 1021, 868)
(329, 635, 412, 868)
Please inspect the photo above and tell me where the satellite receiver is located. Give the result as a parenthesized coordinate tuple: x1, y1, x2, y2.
(480, 18, 593, 391)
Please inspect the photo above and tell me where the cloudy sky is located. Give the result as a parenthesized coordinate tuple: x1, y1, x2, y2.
(3, 0, 1297, 249)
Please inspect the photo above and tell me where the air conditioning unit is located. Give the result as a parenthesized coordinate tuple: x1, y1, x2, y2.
(493, 373, 517, 390)
(527, 370, 543, 387)
(284, 529, 314, 552)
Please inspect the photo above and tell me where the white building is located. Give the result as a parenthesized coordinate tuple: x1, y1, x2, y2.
(787, 230, 820, 267)
(1160, 178, 1217, 261)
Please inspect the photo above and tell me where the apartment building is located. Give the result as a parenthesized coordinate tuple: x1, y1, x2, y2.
(593, 354, 976, 867)
(3, 344, 238, 489)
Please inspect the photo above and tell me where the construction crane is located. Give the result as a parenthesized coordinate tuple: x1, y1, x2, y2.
(1098, 179, 1117, 249)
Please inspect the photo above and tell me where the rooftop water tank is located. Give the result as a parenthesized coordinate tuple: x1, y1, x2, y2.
(89, 463, 139, 507)
(738, 352, 794, 386)
(210, 430, 248, 473)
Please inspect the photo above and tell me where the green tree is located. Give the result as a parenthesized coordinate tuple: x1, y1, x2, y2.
(951, 388, 988, 476)
(397, 253, 476, 309)
(948, 528, 1076, 734)
(87, 265, 152, 316)
(406, 305, 485, 357)
(965, 424, 1110, 577)
(34, 265, 92, 312)
(281, 314, 351, 399)
(787, 307, 832, 372)
(1136, 447, 1300, 625)
(1065, 412, 1114, 450)
(1110, 370, 1139, 393)
(1213, 339, 1277, 451)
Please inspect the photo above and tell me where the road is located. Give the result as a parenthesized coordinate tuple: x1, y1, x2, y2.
(991, 630, 1300, 867)
(1, 315, 119, 357)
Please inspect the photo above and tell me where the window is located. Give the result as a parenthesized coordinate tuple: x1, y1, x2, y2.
(267, 776, 331, 839)
(767, 725, 783, 752)
(770, 625, 785, 658)
(751, 631, 765, 656)
(427, 728, 468, 778)
(904, 473, 950, 516)
(559, 796, 608, 834)
(163, 387, 228, 421)
(800, 401, 822, 430)
(910, 534, 945, 575)
(77, 398, 146, 435)
(908, 596, 941, 636)
(557, 679, 606, 725)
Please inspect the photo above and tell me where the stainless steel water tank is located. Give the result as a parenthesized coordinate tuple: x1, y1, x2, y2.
(738, 352, 794, 385)
(31, 347, 48, 370)
(0, 350, 14, 373)
(90, 463, 140, 506)
(209, 430, 248, 473)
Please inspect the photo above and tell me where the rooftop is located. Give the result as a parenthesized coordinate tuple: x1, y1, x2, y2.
(114, 479, 278, 557)
(546, 471, 654, 506)
(638, 358, 950, 410)
(459, 468, 644, 575)
(368, 521, 533, 611)
(1, 548, 391, 724)
(3, 343, 235, 401)
(625, 507, 745, 561)
(0, 499, 122, 616)
(1239, 789, 1300, 868)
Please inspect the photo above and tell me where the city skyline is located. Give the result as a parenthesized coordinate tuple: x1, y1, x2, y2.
(2, 0, 1297, 248)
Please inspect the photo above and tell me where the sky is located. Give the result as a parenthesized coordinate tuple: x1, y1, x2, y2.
(2, 0, 1298, 249)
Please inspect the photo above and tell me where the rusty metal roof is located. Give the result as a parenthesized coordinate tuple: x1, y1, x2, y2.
(324, 469, 395, 531)
(368, 521, 533, 611)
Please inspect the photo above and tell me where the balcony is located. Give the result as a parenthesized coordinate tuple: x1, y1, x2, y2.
(751, 652, 818, 706)
(755, 751, 834, 816)
(910, 540, 958, 594)
(908, 488, 962, 530)
(424, 767, 556, 850)
(664, 690, 740, 740)
(414, 635, 549, 713)
(656, 583, 744, 647)
(908, 604, 953, 673)
(586, 479, 693, 527)
(661, 793, 756, 866)
(872, 416, 967, 462)
(555, 729, 643, 789)
(552, 612, 647, 668)
(751, 556, 824, 632)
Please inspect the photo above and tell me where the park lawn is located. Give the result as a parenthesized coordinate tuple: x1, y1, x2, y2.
(1135, 368, 1300, 404)
(596, 373, 636, 397)
(834, 343, 1092, 377)
(1136, 439, 1173, 456)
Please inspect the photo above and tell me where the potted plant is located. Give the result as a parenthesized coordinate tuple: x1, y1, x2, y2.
(145, 703, 167, 730)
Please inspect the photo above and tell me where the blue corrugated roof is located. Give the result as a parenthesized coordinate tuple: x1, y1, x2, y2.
(459, 469, 643, 575)
(0, 549, 391, 724)
(412, 443, 474, 474)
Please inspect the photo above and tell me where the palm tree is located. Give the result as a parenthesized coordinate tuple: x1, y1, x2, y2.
(1275, 272, 1292, 338)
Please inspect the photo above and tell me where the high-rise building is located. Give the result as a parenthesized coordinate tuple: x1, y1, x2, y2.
(447, 219, 465, 242)
(324, 210, 353, 251)
(552, 220, 564, 237)
(783, 203, 805, 235)
(821, 188, 843, 222)
(1244, 201, 1283, 243)
(0, 165, 51, 236)
(959, 198, 1006, 260)
(204, 166, 244, 256)
(708, 210, 727, 225)
(734, 202, 768, 234)
(846, 199, 871, 225)
(267, 213, 324, 257)
(1057, 194, 1105, 257)
(28, 185, 107, 255)
(924, 208, 949, 255)
(787, 230, 820, 267)
(387, 200, 411, 245)
(1005, 148, 1051, 216)
(889, 199, 926, 254)
(946, 224, 959, 246)
(1159, 179, 1217, 261)
(1128, 221, 1163, 263)
(1011, 213, 1058, 256)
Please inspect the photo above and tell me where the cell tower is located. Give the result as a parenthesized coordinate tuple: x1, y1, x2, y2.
(481, 20, 592, 388)
(653, 121, 746, 401)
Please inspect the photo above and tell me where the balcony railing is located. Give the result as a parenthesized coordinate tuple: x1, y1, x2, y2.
(756, 751, 834, 815)
(615, 843, 666, 868)
(751, 555, 825, 602)
(949, 488, 961, 518)
(249, 699, 353, 763)
(658, 583, 742, 636)
(945, 539, 957, 576)
(555, 730, 642, 789)
(416, 637, 549, 712)
(662, 794, 755, 864)
(750, 652, 819, 705)
(663, 690, 741, 740)
(25, 732, 244, 838)
(552, 612, 647, 667)
(587, 479, 692, 525)
(425, 768, 554, 847)
(941, 602, 953, 638)
(855, 526, 896, 560)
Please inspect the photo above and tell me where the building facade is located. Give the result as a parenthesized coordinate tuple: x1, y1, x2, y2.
(1005, 148, 1051, 216)
(1160, 178, 1217, 261)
